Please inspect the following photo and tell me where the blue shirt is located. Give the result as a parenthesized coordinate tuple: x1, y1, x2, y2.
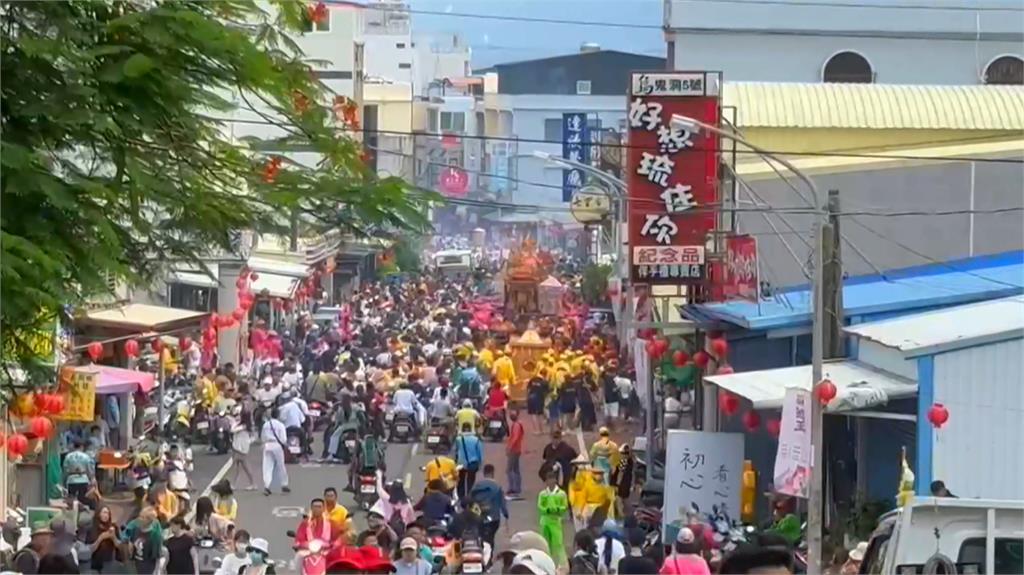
(63, 450, 94, 485)
(453, 434, 483, 467)
(469, 478, 508, 521)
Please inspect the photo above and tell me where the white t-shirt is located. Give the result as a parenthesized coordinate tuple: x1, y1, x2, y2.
(393, 388, 418, 413)
(231, 426, 253, 455)
(260, 419, 288, 446)
(279, 400, 306, 428)
(215, 552, 250, 575)
(282, 370, 302, 388)
(255, 385, 280, 404)
(614, 377, 633, 401)
(595, 537, 627, 574)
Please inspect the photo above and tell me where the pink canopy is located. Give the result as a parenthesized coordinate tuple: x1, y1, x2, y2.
(96, 366, 156, 395)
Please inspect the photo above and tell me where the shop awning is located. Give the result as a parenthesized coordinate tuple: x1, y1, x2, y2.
(250, 272, 299, 298)
(97, 366, 156, 394)
(169, 269, 220, 289)
(78, 304, 209, 331)
(704, 360, 917, 412)
(247, 256, 309, 278)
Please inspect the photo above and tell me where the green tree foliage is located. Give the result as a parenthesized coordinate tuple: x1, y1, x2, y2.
(580, 263, 612, 306)
(1, 0, 434, 378)
(392, 235, 422, 273)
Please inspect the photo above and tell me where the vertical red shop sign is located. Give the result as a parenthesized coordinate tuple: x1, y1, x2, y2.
(721, 234, 759, 301)
(627, 71, 721, 284)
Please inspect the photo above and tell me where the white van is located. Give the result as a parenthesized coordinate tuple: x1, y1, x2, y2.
(433, 249, 473, 276)
(861, 497, 1023, 575)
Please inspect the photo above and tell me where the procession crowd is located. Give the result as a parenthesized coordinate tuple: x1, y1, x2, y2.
(7, 245, 806, 575)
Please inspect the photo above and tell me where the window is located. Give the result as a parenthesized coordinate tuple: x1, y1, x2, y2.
(984, 55, 1024, 85)
(396, 42, 406, 48)
(301, 13, 330, 32)
(427, 108, 439, 133)
(399, 63, 412, 69)
(576, 80, 592, 95)
(440, 111, 465, 133)
(959, 537, 1024, 575)
(168, 284, 217, 312)
(822, 51, 873, 83)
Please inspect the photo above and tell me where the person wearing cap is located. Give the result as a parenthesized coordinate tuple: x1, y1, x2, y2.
(589, 428, 620, 484)
(541, 429, 578, 491)
(618, 527, 659, 575)
(394, 537, 432, 575)
(241, 537, 276, 575)
(453, 422, 484, 500)
(366, 503, 399, 552)
(595, 518, 627, 574)
(13, 523, 53, 574)
(659, 527, 710, 575)
(537, 471, 569, 567)
(492, 349, 516, 390)
(841, 542, 867, 575)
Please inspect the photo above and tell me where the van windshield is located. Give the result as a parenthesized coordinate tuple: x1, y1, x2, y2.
(861, 534, 891, 574)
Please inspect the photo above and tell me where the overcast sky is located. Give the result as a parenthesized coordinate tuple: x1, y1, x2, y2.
(407, 0, 664, 68)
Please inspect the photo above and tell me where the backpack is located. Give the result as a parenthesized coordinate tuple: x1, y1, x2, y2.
(361, 436, 380, 469)
(570, 553, 600, 575)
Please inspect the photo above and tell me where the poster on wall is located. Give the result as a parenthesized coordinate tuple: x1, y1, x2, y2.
(626, 71, 721, 284)
(54, 366, 97, 422)
(721, 234, 759, 301)
(774, 388, 813, 498)
(562, 112, 590, 202)
(663, 430, 743, 532)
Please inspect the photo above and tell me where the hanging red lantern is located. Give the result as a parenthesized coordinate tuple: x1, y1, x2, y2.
(672, 350, 690, 367)
(815, 378, 837, 406)
(235, 277, 248, 290)
(711, 338, 729, 358)
(152, 338, 164, 353)
(645, 340, 659, 358)
(693, 351, 710, 369)
(927, 403, 950, 429)
(655, 339, 670, 356)
(717, 365, 735, 375)
(720, 391, 740, 416)
(250, 272, 260, 281)
(239, 266, 250, 279)
(86, 341, 103, 361)
(231, 308, 246, 321)
(742, 409, 761, 432)
(178, 337, 192, 352)
(6, 433, 28, 457)
(47, 394, 65, 415)
(708, 330, 723, 340)
(124, 339, 140, 358)
(29, 416, 54, 439)
(765, 418, 782, 438)
(204, 327, 217, 342)
(637, 328, 656, 340)
(33, 393, 50, 414)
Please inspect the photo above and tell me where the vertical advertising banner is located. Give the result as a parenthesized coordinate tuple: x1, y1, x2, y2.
(627, 71, 721, 284)
(774, 388, 813, 498)
(55, 366, 97, 422)
(562, 112, 589, 202)
(663, 430, 744, 532)
(721, 234, 759, 301)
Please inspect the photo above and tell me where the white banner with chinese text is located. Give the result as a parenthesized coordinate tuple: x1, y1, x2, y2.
(773, 388, 813, 498)
(663, 430, 743, 532)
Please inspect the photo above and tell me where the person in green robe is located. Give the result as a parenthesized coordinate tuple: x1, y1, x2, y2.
(538, 471, 569, 566)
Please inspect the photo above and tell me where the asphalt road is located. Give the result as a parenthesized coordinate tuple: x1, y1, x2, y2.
(185, 420, 632, 572)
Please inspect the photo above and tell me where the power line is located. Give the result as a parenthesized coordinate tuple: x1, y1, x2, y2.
(369, 1, 1023, 32)
(218, 116, 1024, 164)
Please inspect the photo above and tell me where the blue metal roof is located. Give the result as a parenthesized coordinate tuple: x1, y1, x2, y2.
(681, 251, 1024, 331)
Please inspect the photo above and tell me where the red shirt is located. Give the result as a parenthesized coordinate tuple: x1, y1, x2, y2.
(487, 387, 507, 410)
(507, 420, 524, 455)
(294, 516, 339, 549)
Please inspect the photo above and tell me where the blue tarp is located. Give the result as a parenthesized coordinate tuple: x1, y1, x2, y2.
(681, 251, 1024, 331)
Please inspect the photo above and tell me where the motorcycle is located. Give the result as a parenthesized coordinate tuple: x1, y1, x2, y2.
(195, 535, 223, 574)
(389, 411, 416, 443)
(192, 403, 212, 444)
(456, 535, 489, 575)
(426, 523, 450, 574)
(285, 427, 305, 464)
(336, 429, 358, 464)
(285, 530, 329, 575)
(308, 400, 329, 431)
(482, 412, 506, 442)
(356, 473, 378, 511)
(425, 418, 451, 454)
(210, 411, 232, 455)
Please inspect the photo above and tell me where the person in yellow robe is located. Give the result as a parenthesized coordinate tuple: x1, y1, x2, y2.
(568, 464, 616, 530)
(492, 351, 516, 389)
(477, 342, 496, 374)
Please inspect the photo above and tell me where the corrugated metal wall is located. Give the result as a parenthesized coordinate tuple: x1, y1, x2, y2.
(932, 338, 1024, 499)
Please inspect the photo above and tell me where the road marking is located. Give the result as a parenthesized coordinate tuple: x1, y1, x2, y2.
(405, 472, 412, 486)
(411, 442, 419, 456)
(271, 506, 305, 518)
(184, 456, 233, 522)
(300, 462, 322, 468)
(575, 428, 589, 462)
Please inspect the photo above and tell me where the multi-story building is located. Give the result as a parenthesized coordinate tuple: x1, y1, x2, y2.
(362, 0, 414, 84)
(478, 47, 665, 210)
(663, 0, 1023, 85)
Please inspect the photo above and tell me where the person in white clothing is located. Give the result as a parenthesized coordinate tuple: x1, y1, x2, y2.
(594, 519, 626, 574)
(279, 392, 310, 458)
(260, 408, 291, 496)
(392, 382, 424, 430)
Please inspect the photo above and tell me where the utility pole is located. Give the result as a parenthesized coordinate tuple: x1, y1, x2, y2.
(808, 189, 843, 574)
(824, 189, 844, 359)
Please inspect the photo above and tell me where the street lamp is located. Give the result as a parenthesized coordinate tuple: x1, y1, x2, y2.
(671, 114, 827, 575)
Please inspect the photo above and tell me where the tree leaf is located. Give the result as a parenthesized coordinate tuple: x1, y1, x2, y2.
(122, 53, 154, 78)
